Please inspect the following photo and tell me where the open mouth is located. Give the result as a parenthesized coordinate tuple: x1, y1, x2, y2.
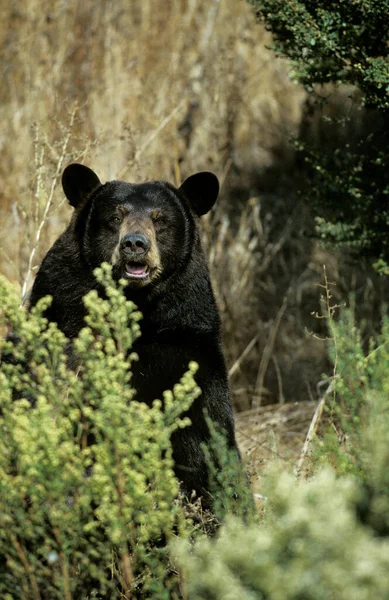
(124, 261, 150, 279)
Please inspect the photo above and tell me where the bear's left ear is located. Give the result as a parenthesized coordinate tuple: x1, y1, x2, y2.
(179, 172, 219, 216)
(62, 163, 102, 209)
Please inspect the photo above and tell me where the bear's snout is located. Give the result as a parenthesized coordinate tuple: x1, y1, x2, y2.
(120, 233, 150, 256)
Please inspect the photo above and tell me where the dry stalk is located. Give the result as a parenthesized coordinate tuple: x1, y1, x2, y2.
(32, 122, 45, 231)
(118, 100, 186, 180)
(219, 157, 233, 190)
(20, 106, 78, 302)
(323, 264, 339, 407)
(206, 197, 261, 319)
(272, 354, 285, 404)
(120, 550, 134, 600)
(253, 295, 288, 407)
(235, 425, 288, 461)
(257, 212, 295, 275)
(295, 266, 339, 477)
(114, 446, 133, 598)
(229, 331, 261, 379)
(200, 0, 222, 53)
(294, 380, 334, 478)
(10, 534, 42, 600)
(0, 248, 19, 278)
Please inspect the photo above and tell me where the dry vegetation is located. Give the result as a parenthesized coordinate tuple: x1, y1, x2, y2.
(1, 0, 387, 460)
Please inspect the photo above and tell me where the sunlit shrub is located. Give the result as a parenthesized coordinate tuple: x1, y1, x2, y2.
(0, 265, 198, 598)
(175, 468, 389, 600)
(176, 302, 389, 598)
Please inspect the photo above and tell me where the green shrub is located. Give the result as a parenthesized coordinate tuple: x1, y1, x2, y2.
(0, 265, 200, 598)
(0, 263, 256, 598)
(295, 139, 389, 265)
(315, 303, 389, 535)
(175, 469, 389, 600)
(249, 0, 389, 108)
(4, 259, 389, 599)
(175, 300, 389, 598)
(202, 417, 257, 524)
(249, 0, 389, 264)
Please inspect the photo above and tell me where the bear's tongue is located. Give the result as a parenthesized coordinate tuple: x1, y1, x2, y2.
(126, 262, 148, 278)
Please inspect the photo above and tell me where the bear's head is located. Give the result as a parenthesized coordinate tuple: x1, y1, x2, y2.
(62, 164, 219, 288)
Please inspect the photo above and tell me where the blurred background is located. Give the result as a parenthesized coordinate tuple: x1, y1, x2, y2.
(1, 0, 386, 434)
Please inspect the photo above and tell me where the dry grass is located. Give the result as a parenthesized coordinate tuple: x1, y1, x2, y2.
(235, 401, 318, 487)
(0, 0, 304, 277)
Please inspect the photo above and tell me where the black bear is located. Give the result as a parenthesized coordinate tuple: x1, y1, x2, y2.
(29, 163, 239, 500)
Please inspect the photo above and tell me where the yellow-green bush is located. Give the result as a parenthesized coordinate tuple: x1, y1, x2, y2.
(0, 263, 255, 598)
(316, 304, 389, 536)
(0, 265, 200, 598)
(175, 469, 389, 600)
(2, 265, 389, 599)
(175, 302, 389, 599)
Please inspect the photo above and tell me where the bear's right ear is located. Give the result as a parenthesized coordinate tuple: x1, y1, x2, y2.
(62, 164, 102, 208)
(179, 171, 219, 216)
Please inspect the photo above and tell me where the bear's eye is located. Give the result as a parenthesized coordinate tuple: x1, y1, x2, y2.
(150, 210, 164, 224)
(110, 215, 122, 225)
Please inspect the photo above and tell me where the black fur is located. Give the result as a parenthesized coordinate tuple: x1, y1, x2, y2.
(29, 164, 239, 499)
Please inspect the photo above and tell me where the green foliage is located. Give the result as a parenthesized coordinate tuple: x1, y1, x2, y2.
(250, 0, 389, 108)
(4, 259, 389, 598)
(175, 469, 389, 599)
(202, 416, 257, 524)
(174, 300, 389, 598)
(0, 265, 200, 598)
(249, 0, 389, 264)
(315, 303, 389, 535)
(0, 264, 257, 598)
(296, 139, 389, 260)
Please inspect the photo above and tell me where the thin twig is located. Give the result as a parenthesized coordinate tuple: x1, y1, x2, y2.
(0, 247, 19, 277)
(115, 446, 133, 598)
(118, 100, 186, 180)
(53, 527, 73, 600)
(219, 157, 232, 191)
(272, 354, 285, 404)
(253, 296, 288, 407)
(295, 380, 334, 478)
(229, 331, 261, 379)
(200, 0, 221, 53)
(295, 266, 339, 477)
(20, 106, 78, 302)
(235, 426, 290, 461)
(10, 534, 42, 600)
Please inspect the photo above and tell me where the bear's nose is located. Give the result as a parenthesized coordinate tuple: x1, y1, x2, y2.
(120, 233, 150, 255)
